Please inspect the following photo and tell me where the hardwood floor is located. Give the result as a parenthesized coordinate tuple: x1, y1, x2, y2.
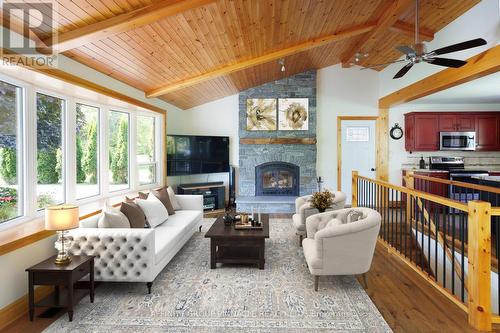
(3, 227, 500, 333)
(363, 244, 499, 333)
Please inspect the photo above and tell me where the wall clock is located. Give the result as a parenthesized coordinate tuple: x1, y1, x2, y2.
(390, 123, 403, 140)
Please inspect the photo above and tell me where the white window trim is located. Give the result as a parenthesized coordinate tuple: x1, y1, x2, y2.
(0, 72, 164, 229)
(74, 100, 105, 201)
(136, 112, 162, 189)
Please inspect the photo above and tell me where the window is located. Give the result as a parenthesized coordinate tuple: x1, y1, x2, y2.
(0, 80, 22, 223)
(36, 93, 65, 209)
(137, 115, 156, 185)
(76, 103, 99, 199)
(108, 111, 130, 192)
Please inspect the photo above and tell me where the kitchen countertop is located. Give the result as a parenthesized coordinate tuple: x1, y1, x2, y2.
(471, 175, 500, 183)
(403, 168, 449, 173)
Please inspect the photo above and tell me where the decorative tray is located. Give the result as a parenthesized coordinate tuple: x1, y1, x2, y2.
(234, 222, 263, 230)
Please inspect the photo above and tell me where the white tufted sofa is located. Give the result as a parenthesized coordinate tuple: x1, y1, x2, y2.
(67, 194, 203, 293)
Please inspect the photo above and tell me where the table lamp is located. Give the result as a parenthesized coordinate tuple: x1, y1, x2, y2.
(45, 204, 79, 265)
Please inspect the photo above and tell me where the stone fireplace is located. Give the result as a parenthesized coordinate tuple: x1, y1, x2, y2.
(255, 162, 300, 196)
(235, 70, 317, 213)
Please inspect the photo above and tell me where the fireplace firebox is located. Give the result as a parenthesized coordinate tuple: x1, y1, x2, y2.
(255, 162, 299, 196)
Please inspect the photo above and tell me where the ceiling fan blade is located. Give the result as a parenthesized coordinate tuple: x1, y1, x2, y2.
(393, 63, 413, 79)
(430, 38, 487, 55)
(425, 57, 467, 68)
(360, 59, 407, 70)
(396, 45, 416, 56)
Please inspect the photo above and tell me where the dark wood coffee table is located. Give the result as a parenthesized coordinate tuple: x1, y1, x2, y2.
(205, 214, 269, 269)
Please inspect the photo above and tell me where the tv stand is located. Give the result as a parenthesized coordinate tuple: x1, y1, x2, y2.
(177, 182, 225, 212)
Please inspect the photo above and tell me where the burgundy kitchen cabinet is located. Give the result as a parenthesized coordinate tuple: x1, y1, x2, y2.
(405, 112, 500, 152)
(439, 114, 475, 131)
(476, 114, 500, 151)
(404, 113, 439, 151)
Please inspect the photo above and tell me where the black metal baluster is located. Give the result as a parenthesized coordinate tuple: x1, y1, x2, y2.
(443, 206, 447, 289)
(400, 190, 403, 253)
(461, 212, 465, 303)
(404, 192, 407, 257)
(409, 194, 413, 262)
(452, 205, 456, 296)
(391, 189, 394, 246)
(421, 198, 425, 270)
(435, 204, 439, 279)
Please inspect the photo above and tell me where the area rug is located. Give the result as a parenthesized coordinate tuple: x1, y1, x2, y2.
(44, 218, 392, 332)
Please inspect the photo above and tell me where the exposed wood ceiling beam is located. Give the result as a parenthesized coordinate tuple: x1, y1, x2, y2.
(145, 23, 376, 98)
(341, 0, 415, 67)
(390, 20, 434, 41)
(45, 0, 216, 53)
(379, 45, 500, 108)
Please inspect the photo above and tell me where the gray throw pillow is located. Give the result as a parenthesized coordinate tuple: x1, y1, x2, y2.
(346, 209, 365, 223)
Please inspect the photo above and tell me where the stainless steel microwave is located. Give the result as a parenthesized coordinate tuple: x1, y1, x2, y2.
(439, 131, 476, 151)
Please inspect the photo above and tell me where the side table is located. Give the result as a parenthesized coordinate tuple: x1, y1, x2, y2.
(26, 255, 95, 322)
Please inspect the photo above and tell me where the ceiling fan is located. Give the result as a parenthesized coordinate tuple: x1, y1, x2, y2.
(362, 0, 487, 79)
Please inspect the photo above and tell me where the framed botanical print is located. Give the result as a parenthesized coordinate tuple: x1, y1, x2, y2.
(246, 98, 277, 131)
(278, 98, 309, 131)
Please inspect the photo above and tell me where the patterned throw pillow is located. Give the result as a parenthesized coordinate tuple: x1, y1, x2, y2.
(346, 209, 365, 223)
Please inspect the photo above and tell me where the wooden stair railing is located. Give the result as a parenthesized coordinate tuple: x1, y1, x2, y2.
(352, 171, 496, 331)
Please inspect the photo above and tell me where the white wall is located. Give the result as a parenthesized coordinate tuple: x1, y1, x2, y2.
(379, 0, 500, 98)
(316, 64, 379, 191)
(0, 236, 57, 309)
(166, 95, 239, 197)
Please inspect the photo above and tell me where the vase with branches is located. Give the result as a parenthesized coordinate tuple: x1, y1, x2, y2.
(309, 190, 334, 213)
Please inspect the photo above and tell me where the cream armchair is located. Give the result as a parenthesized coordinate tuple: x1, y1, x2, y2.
(292, 191, 346, 245)
(302, 207, 381, 291)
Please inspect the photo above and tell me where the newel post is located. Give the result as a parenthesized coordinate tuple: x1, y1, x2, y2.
(468, 200, 492, 331)
(352, 171, 358, 208)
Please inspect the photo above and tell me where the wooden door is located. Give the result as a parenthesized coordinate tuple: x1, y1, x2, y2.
(476, 115, 499, 150)
(414, 114, 439, 151)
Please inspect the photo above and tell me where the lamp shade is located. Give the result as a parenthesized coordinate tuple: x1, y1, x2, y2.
(45, 204, 79, 231)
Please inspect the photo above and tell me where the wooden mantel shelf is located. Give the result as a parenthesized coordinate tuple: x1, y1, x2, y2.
(240, 137, 316, 145)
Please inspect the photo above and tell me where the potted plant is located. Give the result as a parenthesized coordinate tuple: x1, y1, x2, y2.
(309, 190, 334, 213)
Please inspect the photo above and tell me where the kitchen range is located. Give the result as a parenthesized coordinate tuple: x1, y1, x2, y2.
(428, 156, 490, 203)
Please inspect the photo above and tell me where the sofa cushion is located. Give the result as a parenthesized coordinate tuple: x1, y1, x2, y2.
(137, 194, 169, 228)
(151, 188, 175, 215)
(154, 210, 202, 263)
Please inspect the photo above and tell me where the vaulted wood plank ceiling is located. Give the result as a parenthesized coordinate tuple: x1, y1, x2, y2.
(10, 0, 480, 109)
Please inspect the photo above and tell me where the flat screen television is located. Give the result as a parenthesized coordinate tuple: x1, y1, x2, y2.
(167, 135, 230, 176)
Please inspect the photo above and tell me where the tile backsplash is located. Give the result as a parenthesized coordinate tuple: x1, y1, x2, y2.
(402, 151, 500, 171)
